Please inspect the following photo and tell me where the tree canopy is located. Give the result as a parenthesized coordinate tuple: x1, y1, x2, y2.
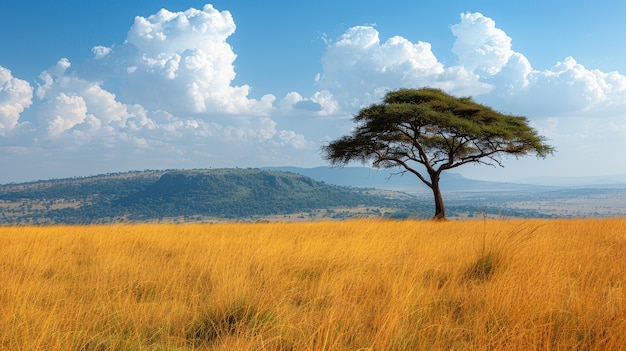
(323, 88, 554, 220)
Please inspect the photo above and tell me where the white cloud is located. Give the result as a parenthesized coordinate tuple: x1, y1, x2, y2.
(35, 59, 148, 138)
(36, 58, 71, 99)
(0, 66, 33, 135)
(445, 13, 626, 120)
(451, 12, 514, 76)
(317, 25, 445, 108)
(315, 13, 537, 109)
(317, 18, 532, 109)
(478, 56, 626, 119)
(92, 45, 112, 59)
(100, 4, 276, 116)
(41, 93, 88, 136)
(532, 57, 626, 113)
(317, 12, 626, 121)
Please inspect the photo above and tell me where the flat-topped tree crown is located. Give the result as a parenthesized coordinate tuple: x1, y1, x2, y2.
(323, 88, 554, 220)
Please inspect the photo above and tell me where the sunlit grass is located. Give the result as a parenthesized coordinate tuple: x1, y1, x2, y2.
(1, 218, 625, 350)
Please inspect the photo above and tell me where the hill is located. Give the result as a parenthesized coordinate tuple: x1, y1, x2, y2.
(0, 169, 424, 224)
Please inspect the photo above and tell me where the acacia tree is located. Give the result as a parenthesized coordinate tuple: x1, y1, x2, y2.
(323, 88, 554, 220)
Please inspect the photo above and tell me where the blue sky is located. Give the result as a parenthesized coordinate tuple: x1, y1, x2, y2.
(1, 1, 626, 184)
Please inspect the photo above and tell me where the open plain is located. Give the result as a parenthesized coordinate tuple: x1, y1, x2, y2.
(1, 218, 625, 350)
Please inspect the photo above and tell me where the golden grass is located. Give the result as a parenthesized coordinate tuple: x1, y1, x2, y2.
(1, 218, 625, 350)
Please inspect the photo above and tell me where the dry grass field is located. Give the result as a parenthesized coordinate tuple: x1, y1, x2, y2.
(1, 218, 625, 350)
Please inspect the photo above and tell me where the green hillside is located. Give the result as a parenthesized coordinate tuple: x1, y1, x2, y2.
(0, 169, 424, 224)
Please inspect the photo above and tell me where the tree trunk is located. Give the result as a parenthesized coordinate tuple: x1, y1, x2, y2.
(430, 173, 447, 220)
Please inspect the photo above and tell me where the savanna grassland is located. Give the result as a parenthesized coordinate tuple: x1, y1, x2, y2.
(1, 219, 625, 350)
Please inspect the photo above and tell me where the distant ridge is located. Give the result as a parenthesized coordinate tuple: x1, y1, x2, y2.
(0, 168, 423, 224)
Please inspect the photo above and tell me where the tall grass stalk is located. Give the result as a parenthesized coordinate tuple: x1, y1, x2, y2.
(0, 218, 624, 350)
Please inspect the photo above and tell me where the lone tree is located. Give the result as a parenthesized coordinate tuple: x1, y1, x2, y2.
(323, 88, 554, 220)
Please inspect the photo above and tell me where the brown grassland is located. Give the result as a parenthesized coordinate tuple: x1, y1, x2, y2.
(1, 218, 625, 350)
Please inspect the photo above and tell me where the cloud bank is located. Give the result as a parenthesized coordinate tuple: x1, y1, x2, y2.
(1, 6, 626, 182)
(317, 12, 626, 118)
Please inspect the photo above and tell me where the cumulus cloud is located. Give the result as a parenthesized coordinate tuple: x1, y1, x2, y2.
(92, 45, 112, 59)
(41, 93, 88, 136)
(0, 66, 33, 135)
(92, 4, 276, 116)
(35, 58, 151, 138)
(443, 13, 626, 120)
(317, 12, 626, 121)
(317, 25, 445, 108)
(451, 13, 515, 76)
(318, 20, 542, 110)
(478, 56, 626, 119)
(315, 13, 538, 109)
(31, 57, 310, 150)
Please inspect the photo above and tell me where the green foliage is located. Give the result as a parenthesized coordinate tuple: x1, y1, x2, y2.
(325, 88, 554, 170)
